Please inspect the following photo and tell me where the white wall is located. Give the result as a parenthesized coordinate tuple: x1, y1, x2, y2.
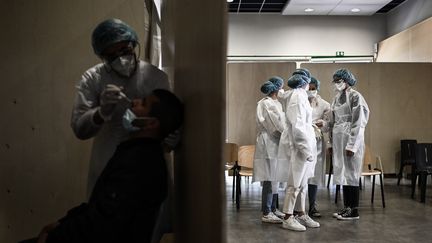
(228, 14, 386, 56)
(386, 0, 432, 37)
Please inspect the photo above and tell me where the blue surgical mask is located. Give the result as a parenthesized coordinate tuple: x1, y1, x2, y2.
(122, 109, 140, 132)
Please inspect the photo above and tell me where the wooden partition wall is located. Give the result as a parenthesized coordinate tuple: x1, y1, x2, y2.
(227, 62, 432, 174)
(226, 62, 296, 146)
(377, 17, 432, 62)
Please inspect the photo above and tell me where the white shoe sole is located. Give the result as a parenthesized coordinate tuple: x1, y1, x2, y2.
(304, 223, 320, 228)
(337, 216, 360, 220)
(262, 219, 283, 224)
(282, 225, 306, 231)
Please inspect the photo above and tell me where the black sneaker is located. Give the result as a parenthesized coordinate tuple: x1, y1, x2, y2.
(332, 207, 348, 218)
(309, 207, 321, 218)
(337, 208, 359, 220)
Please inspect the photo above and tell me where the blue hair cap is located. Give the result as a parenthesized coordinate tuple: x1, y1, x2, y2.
(268, 76, 284, 90)
(260, 81, 278, 95)
(333, 68, 357, 86)
(92, 19, 138, 56)
(292, 68, 311, 79)
(287, 74, 310, 89)
(310, 77, 320, 91)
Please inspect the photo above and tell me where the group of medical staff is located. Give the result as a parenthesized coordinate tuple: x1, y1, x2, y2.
(252, 68, 370, 232)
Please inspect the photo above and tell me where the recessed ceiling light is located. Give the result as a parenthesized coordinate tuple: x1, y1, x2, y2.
(304, 8, 314, 12)
(351, 8, 361, 12)
(227, 0, 233, 2)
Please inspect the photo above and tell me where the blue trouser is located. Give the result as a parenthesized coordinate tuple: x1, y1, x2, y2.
(262, 181, 278, 214)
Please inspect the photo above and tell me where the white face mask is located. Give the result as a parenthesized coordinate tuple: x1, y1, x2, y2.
(307, 90, 318, 98)
(334, 82, 346, 92)
(110, 54, 136, 77)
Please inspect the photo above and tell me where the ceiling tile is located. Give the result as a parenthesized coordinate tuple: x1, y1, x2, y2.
(282, 4, 336, 15)
(329, 4, 383, 15)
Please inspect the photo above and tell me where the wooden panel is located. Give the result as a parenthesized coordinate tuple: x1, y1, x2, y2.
(172, 0, 226, 242)
(302, 63, 432, 174)
(377, 17, 432, 62)
(410, 18, 432, 62)
(227, 62, 296, 146)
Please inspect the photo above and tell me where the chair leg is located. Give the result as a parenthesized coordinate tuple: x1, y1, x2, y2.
(236, 171, 241, 210)
(411, 173, 417, 199)
(397, 164, 405, 186)
(231, 168, 236, 201)
(420, 173, 427, 203)
(371, 175, 376, 204)
(335, 185, 340, 204)
(379, 173, 385, 208)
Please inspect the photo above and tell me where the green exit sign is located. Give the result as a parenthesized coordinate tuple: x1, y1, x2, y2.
(336, 51, 345, 57)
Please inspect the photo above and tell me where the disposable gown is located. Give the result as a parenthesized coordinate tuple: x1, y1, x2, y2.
(252, 97, 286, 182)
(308, 95, 331, 186)
(330, 88, 369, 186)
(276, 89, 316, 187)
(71, 61, 169, 196)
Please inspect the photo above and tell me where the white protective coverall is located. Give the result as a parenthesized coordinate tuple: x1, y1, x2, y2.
(330, 88, 369, 186)
(71, 61, 169, 196)
(308, 95, 331, 186)
(276, 89, 316, 213)
(252, 97, 286, 182)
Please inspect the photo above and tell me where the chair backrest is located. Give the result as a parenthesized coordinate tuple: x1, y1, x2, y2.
(401, 139, 417, 162)
(363, 145, 373, 169)
(224, 143, 238, 164)
(238, 145, 255, 169)
(415, 143, 432, 171)
(363, 145, 383, 172)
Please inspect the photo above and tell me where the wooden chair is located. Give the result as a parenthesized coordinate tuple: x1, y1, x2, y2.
(361, 145, 386, 208)
(235, 145, 255, 210)
(224, 142, 238, 201)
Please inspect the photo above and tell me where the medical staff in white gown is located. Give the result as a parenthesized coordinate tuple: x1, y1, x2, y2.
(306, 77, 331, 217)
(329, 68, 369, 221)
(253, 78, 286, 223)
(71, 19, 170, 196)
(277, 72, 320, 232)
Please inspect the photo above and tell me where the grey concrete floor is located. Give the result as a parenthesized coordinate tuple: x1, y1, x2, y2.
(225, 174, 432, 243)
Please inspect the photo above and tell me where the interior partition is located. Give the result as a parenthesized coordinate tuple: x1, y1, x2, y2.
(227, 62, 432, 175)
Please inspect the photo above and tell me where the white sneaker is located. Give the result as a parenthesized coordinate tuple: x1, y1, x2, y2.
(296, 214, 320, 228)
(262, 212, 283, 224)
(273, 209, 285, 218)
(282, 215, 306, 231)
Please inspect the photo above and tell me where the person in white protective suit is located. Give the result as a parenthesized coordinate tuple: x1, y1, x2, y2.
(253, 77, 286, 224)
(277, 72, 320, 232)
(70, 18, 171, 197)
(329, 68, 369, 221)
(306, 77, 331, 218)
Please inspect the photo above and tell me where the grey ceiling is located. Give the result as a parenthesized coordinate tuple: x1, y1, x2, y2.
(228, 0, 406, 15)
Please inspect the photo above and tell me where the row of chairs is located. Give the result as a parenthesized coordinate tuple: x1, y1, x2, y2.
(225, 142, 386, 210)
(397, 140, 432, 203)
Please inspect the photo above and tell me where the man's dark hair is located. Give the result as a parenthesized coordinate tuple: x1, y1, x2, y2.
(150, 89, 184, 138)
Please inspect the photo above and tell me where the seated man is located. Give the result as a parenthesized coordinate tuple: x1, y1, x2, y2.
(21, 89, 183, 243)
